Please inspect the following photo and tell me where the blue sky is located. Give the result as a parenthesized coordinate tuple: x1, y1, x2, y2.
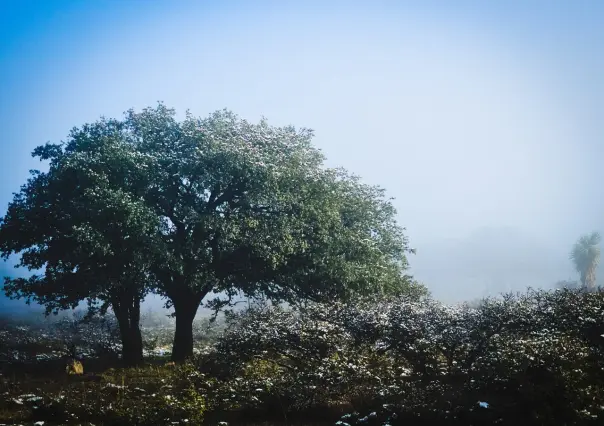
(1, 0, 603, 304)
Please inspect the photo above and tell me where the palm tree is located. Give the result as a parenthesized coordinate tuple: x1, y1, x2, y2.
(570, 232, 601, 291)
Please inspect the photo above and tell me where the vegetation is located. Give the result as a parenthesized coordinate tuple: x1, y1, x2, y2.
(0, 104, 420, 364)
(1, 106, 603, 425)
(570, 232, 601, 291)
(2, 287, 604, 425)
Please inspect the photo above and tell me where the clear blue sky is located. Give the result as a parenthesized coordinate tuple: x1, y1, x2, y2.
(1, 0, 603, 303)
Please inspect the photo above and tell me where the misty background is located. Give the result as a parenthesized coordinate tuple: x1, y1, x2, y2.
(1, 0, 603, 314)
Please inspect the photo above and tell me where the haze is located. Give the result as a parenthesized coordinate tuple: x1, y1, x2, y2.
(1, 0, 603, 310)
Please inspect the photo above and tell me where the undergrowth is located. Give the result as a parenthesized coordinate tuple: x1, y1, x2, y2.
(2, 288, 604, 425)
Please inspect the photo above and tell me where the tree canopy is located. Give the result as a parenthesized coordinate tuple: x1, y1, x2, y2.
(0, 104, 422, 362)
(0, 122, 159, 364)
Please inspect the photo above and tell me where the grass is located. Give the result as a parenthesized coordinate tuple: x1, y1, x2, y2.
(0, 313, 339, 426)
(0, 358, 338, 425)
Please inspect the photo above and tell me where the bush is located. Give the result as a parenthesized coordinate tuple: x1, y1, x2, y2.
(203, 289, 604, 425)
(4, 288, 604, 425)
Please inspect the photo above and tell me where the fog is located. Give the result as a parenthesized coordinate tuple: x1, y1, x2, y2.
(1, 0, 603, 313)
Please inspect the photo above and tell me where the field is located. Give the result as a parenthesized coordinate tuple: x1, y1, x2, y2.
(0, 308, 336, 426)
(1, 290, 604, 426)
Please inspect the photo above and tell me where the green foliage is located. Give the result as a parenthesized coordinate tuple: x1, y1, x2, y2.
(0, 124, 157, 312)
(0, 103, 418, 361)
(117, 104, 415, 305)
(95, 365, 207, 425)
(3, 288, 604, 425)
(8, 365, 206, 425)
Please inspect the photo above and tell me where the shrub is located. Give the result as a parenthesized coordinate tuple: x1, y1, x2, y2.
(205, 290, 604, 425)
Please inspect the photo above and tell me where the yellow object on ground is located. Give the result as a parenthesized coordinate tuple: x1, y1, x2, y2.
(66, 359, 84, 375)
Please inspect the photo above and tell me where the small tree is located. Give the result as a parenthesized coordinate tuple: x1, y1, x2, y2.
(570, 232, 601, 290)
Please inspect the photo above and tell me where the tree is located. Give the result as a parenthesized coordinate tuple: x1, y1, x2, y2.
(0, 120, 158, 366)
(1, 104, 418, 363)
(569, 232, 601, 291)
(122, 105, 417, 361)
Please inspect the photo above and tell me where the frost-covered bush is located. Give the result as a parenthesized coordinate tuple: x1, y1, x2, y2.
(206, 289, 604, 425)
(49, 310, 122, 359)
(205, 303, 358, 411)
(0, 310, 122, 362)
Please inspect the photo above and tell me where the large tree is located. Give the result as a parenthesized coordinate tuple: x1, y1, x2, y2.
(124, 105, 417, 361)
(570, 231, 601, 291)
(1, 104, 419, 362)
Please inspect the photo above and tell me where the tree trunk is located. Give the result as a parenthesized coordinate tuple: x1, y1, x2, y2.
(170, 289, 205, 363)
(111, 289, 144, 367)
(118, 314, 143, 367)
